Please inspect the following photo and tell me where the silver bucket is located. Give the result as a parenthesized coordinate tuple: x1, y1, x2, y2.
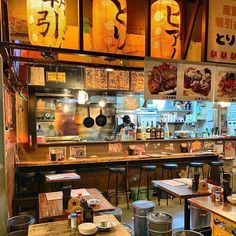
(190, 205, 210, 229)
(173, 230, 204, 236)
(8, 215, 35, 232)
(133, 200, 155, 236)
(147, 211, 173, 236)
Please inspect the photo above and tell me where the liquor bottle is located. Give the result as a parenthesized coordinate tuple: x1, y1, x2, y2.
(155, 121, 160, 139)
(150, 121, 156, 139)
(145, 122, 151, 140)
(136, 122, 142, 140)
(164, 122, 169, 140)
(160, 121, 164, 139)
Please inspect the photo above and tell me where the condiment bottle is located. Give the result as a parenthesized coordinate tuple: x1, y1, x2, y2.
(70, 213, 77, 228)
(77, 213, 82, 225)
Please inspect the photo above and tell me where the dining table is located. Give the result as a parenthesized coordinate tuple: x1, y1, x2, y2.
(38, 188, 115, 223)
(28, 214, 131, 236)
(152, 178, 214, 230)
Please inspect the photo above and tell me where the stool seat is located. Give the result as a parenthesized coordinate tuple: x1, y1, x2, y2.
(108, 167, 126, 173)
(162, 163, 178, 169)
(188, 162, 204, 168)
(209, 161, 224, 166)
(57, 169, 76, 173)
(140, 165, 157, 171)
(18, 172, 36, 179)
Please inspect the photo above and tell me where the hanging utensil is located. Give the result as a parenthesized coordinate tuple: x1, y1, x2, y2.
(95, 109, 107, 127)
(83, 106, 94, 128)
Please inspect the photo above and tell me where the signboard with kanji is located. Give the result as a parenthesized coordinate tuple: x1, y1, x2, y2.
(207, 0, 236, 64)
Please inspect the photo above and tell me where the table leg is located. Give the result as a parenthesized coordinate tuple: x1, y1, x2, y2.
(184, 198, 190, 230)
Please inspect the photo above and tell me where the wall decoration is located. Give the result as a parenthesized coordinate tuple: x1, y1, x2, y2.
(46, 71, 66, 83)
(49, 147, 66, 161)
(85, 68, 108, 89)
(151, 0, 181, 59)
(130, 71, 144, 92)
(108, 70, 129, 90)
(70, 146, 86, 158)
(29, 67, 45, 86)
(27, 0, 67, 47)
(214, 67, 236, 102)
(207, 0, 236, 63)
(92, 0, 127, 53)
(144, 58, 178, 100)
(123, 96, 140, 110)
(180, 64, 214, 101)
(108, 143, 122, 153)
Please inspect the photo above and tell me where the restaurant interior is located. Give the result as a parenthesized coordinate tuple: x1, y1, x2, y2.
(1, 0, 236, 235)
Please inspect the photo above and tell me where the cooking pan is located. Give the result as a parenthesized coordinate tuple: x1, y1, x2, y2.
(95, 109, 107, 127)
(83, 106, 94, 128)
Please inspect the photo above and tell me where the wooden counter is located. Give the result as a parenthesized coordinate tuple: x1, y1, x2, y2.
(16, 152, 219, 167)
(28, 214, 131, 236)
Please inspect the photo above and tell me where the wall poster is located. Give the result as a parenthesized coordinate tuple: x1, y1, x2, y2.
(207, 0, 236, 63)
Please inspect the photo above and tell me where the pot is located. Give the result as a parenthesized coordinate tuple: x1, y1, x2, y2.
(83, 106, 94, 128)
(95, 109, 107, 127)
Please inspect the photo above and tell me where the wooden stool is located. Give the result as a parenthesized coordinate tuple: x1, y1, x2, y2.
(137, 165, 157, 200)
(207, 161, 224, 185)
(187, 162, 205, 179)
(106, 166, 129, 209)
(160, 163, 178, 206)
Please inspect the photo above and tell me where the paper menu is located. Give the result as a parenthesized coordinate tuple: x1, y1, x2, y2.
(45, 173, 80, 181)
(159, 179, 186, 187)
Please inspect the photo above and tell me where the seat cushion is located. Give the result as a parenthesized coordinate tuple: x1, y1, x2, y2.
(209, 161, 224, 166)
(140, 165, 157, 171)
(188, 162, 204, 168)
(162, 163, 178, 169)
(18, 172, 37, 179)
(108, 167, 126, 173)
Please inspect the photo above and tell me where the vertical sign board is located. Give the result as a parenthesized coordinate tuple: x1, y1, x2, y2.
(207, 0, 236, 63)
(0, 57, 8, 234)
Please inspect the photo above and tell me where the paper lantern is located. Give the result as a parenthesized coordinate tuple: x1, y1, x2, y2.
(151, 0, 181, 59)
(27, 0, 67, 47)
(92, 0, 127, 53)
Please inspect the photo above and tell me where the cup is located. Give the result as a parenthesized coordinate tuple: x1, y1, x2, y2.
(50, 153, 57, 161)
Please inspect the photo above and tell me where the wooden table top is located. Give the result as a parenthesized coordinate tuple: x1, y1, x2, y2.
(16, 152, 218, 167)
(29, 215, 131, 236)
(39, 188, 115, 222)
(152, 179, 212, 199)
(188, 196, 236, 224)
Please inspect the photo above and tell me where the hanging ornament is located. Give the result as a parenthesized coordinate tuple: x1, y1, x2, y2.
(151, 0, 181, 59)
(92, 0, 127, 53)
(27, 0, 67, 47)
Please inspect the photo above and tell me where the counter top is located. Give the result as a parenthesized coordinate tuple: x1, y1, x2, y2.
(37, 136, 236, 145)
(188, 196, 236, 224)
(16, 152, 219, 167)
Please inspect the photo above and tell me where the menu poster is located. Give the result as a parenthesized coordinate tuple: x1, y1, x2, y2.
(29, 67, 45, 86)
(108, 70, 129, 90)
(224, 141, 236, 157)
(108, 143, 122, 153)
(207, 0, 236, 64)
(70, 146, 86, 158)
(144, 58, 178, 100)
(49, 147, 66, 161)
(214, 67, 236, 102)
(178, 64, 214, 101)
(85, 67, 108, 89)
(47, 71, 66, 83)
(130, 71, 144, 92)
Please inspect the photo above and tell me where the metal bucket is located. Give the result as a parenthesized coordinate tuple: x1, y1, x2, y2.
(190, 205, 210, 229)
(147, 211, 172, 236)
(133, 200, 155, 236)
(173, 230, 204, 236)
(8, 215, 35, 232)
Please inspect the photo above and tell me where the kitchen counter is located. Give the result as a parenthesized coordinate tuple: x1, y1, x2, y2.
(16, 152, 219, 167)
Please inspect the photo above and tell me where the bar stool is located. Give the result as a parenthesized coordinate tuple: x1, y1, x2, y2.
(160, 163, 178, 206)
(187, 162, 205, 179)
(137, 165, 157, 200)
(207, 161, 224, 185)
(106, 166, 129, 209)
(17, 172, 38, 195)
(39, 171, 56, 192)
(57, 169, 77, 189)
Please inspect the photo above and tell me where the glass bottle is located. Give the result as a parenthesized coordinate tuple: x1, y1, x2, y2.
(136, 122, 142, 140)
(155, 121, 160, 139)
(146, 122, 151, 140)
(150, 121, 156, 139)
(160, 121, 164, 139)
(164, 122, 169, 140)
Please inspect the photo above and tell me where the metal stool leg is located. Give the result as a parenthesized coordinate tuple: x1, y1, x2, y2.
(137, 169, 142, 200)
(201, 167, 205, 179)
(147, 173, 150, 200)
(115, 173, 119, 207)
(106, 171, 111, 199)
(187, 166, 190, 178)
(122, 172, 129, 209)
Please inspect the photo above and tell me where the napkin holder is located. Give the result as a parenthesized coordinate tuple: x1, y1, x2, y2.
(197, 180, 208, 193)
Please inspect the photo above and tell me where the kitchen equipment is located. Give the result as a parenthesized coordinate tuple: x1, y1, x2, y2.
(173, 230, 203, 236)
(147, 211, 173, 236)
(78, 223, 97, 235)
(95, 109, 107, 127)
(174, 130, 192, 138)
(190, 205, 210, 230)
(133, 200, 155, 236)
(96, 220, 116, 231)
(83, 106, 94, 128)
(87, 199, 101, 207)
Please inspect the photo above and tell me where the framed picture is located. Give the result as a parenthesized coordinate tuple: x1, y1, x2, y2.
(49, 147, 66, 161)
(70, 146, 86, 158)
